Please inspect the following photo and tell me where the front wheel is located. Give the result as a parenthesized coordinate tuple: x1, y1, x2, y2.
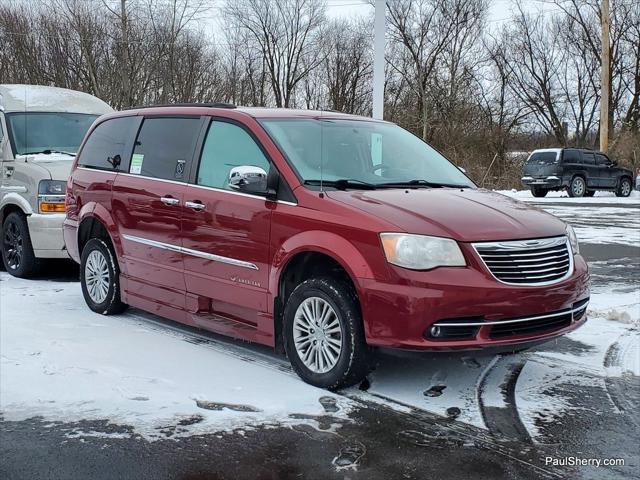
(616, 178, 632, 197)
(567, 176, 586, 197)
(80, 238, 128, 315)
(284, 277, 370, 390)
(1, 212, 41, 278)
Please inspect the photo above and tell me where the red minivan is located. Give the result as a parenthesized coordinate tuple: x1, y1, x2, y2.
(64, 105, 589, 389)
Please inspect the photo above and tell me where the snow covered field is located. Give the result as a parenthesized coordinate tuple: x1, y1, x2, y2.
(1, 196, 639, 449)
(497, 189, 640, 204)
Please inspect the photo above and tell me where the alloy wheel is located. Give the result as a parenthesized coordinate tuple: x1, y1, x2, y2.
(572, 178, 585, 196)
(3, 221, 23, 270)
(85, 249, 110, 304)
(293, 297, 343, 373)
(621, 180, 631, 197)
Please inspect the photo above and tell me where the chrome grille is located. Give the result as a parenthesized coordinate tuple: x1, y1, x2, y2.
(473, 236, 572, 285)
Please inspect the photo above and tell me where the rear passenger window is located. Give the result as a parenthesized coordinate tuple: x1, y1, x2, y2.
(197, 121, 270, 191)
(131, 117, 201, 181)
(562, 149, 580, 163)
(582, 153, 596, 165)
(595, 154, 610, 165)
(78, 116, 138, 171)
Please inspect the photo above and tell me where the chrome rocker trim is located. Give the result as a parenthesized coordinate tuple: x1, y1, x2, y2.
(122, 234, 258, 270)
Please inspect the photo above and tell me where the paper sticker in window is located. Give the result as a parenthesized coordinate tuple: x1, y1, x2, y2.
(371, 133, 383, 166)
(130, 154, 144, 174)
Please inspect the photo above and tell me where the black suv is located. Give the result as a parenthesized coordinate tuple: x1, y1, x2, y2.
(521, 148, 634, 198)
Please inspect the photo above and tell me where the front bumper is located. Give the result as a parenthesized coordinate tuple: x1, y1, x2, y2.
(521, 176, 564, 189)
(358, 254, 590, 350)
(27, 213, 69, 259)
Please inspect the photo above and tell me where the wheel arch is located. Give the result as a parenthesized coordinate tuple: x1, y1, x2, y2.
(76, 202, 120, 258)
(0, 194, 32, 226)
(270, 232, 374, 352)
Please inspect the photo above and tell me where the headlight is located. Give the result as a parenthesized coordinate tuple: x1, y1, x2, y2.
(38, 180, 66, 195)
(380, 233, 466, 270)
(566, 224, 579, 255)
(38, 180, 66, 213)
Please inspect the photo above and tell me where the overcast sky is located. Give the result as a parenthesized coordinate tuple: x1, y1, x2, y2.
(198, 0, 561, 41)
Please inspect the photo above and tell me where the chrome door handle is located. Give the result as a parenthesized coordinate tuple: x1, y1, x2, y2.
(185, 201, 206, 211)
(160, 196, 180, 206)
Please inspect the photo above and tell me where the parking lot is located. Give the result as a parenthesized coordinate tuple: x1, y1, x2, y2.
(1, 191, 639, 480)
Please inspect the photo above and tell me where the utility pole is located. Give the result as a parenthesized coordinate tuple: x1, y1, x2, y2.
(120, 0, 131, 108)
(599, 0, 610, 152)
(372, 0, 385, 120)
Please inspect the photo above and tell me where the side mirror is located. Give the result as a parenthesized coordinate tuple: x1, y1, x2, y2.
(229, 165, 269, 195)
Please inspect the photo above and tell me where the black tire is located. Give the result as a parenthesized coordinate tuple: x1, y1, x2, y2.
(567, 176, 586, 197)
(616, 177, 632, 197)
(584, 190, 596, 197)
(80, 238, 127, 315)
(530, 187, 548, 198)
(283, 277, 370, 390)
(1, 212, 42, 278)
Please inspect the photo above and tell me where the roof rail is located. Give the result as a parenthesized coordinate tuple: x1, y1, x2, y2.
(126, 102, 236, 110)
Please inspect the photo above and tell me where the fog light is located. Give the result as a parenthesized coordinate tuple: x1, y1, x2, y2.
(429, 326, 442, 338)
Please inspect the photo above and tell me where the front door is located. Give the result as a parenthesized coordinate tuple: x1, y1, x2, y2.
(113, 116, 203, 314)
(182, 119, 273, 340)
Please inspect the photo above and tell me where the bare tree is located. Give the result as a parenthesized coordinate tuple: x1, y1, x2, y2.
(224, 0, 326, 108)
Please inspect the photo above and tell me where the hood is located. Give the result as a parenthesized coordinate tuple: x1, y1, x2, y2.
(15, 154, 74, 180)
(326, 188, 567, 242)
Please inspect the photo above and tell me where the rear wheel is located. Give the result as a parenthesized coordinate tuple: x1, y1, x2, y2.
(80, 238, 128, 315)
(284, 277, 370, 390)
(530, 187, 548, 198)
(1, 212, 41, 278)
(616, 177, 632, 197)
(567, 176, 586, 197)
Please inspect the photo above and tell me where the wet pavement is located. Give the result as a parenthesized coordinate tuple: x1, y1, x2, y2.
(1, 199, 639, 479)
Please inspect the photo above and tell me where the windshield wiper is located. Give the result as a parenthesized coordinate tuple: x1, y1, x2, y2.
(377, 179, 470, 189)
(22, 149, 75, 156)
(304, 179, 378, 190)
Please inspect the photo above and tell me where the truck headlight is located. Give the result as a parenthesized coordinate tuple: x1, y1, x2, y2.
(566, 224, 579, 255)
(380, 233, 466, 270)
(38, 180, 66, 213)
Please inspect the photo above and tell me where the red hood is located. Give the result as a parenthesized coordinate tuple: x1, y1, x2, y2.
(326, 188, 567, 242)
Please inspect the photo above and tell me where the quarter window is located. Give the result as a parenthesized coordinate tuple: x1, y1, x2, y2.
(131, 117, 201, 181)
(197, 121, 270, 191)
(79, 116, 138, 171)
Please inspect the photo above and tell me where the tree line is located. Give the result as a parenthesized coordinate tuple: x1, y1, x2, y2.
(1, 0, 638, 188)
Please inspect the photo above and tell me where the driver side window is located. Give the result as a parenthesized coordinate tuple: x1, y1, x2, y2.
(197, 120, 270, 191)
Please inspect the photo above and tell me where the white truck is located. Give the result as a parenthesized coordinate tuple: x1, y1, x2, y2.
(0, 84, 113, 277)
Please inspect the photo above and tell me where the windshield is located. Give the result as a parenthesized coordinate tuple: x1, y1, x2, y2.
(6, 112, 98, 156)
(260, 119, 474, 188)
(527, 151, 559, 165)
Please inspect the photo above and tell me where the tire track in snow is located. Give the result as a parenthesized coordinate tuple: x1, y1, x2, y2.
(603, 332, 640, 427)
(477, 354, 530, 442)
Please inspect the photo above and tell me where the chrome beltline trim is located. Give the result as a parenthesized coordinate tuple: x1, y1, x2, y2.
(76, 167, 297, 205)
(435, 300, 589, 327)
(122, 234, 259, 270)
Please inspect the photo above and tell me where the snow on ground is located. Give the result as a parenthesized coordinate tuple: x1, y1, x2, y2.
(497, 189, 640, 204)
(0, 273, 353, 440)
